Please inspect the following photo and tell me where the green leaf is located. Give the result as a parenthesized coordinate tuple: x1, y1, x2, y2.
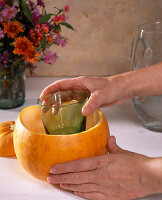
(0, 42, 3, 47)
(60, 22, 75, 31)
(38, 13, 54, 24)
(55, 24, 61, 33)
(21, 0, 33, 25)
(41, 35, 47, 51)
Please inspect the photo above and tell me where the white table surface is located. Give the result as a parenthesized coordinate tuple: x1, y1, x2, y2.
(0, 77, 162, 200)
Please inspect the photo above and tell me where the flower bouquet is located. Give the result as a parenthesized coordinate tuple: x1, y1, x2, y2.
(0, 0, 74, 109)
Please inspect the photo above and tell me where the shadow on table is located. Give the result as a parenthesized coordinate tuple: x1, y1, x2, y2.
(103, 101, 142, 126)
(0, 156, 16, 159)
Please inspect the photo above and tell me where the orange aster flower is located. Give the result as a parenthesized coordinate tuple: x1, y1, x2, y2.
(25, 48, 40, 64)
(13, 36, 33, 56)
(3, 20, 24, 38)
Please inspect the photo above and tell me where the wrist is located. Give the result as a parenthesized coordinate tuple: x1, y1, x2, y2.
(109, 72, 138, 100)
(121, 70, 149, 98)
(124, 63, 162, 98)
(105, 73, 139, 101)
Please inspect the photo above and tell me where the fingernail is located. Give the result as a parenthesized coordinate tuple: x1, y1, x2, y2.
(50, 167, 57, 174)
(60, 183, 66, 188)
(82, 106, 90, 116)
(47, 176, 53, 183)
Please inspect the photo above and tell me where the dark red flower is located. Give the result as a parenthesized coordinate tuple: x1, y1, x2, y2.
(65, 5, 69, 12)
(60, 14, 65, 20)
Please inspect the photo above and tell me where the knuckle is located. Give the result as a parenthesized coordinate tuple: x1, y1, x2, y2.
(74, 160, 80, 172)
(73, 173, 80, 183)
(79, 76, 88, 86)
(96, 155, 107, 168)
(90, 96, 100, 109)
(88, 171, 95, 182)
(53, 79, 62, 86)
(96, 170, 105, 181)
(90, 158, 96, 170)
(59, 175, 66, 182)
(75, 184, 81, 192)
(68, 184, 75, 190)
(78, 184, 87, 192)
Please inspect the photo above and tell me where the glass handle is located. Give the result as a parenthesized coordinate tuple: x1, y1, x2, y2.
(140, 38, 152, 58)
(130, 38, 134, 58)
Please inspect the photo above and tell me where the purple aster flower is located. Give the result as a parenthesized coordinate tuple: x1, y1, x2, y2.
(0, 0, 5, 8)
(43, 50, 53, 63)
(0, 53, 3, 64)
(37, 0, 45, 8)
(28, 0, 36, 10)
(32, 8, 42, 24)
(43, 50, 58, 64)
(50, 52, 58, 64)
(54, 34, 62, 45)
(54, 34, 68, 47)
(3, 50, 10, 64)
(0, 28, 4, 39)
(60, 38, 68, 47)
(2, 6, 18, 20)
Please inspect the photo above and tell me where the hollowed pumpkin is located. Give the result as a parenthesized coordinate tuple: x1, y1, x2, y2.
(0, 106, 109, 181)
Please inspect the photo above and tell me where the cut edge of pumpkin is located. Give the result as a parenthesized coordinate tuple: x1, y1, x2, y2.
(18, 106, 104, 137)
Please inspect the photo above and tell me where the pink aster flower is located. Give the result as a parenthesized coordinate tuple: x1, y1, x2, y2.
(2, 6, 18, 20)
(44, 50, 58, 64)
(54, 34, 68, 47)
(32, 8, 42, 24)
(0, 28, 4, 39)
(37, 0, 45, 8)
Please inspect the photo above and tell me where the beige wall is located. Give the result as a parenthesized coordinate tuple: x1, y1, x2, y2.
(36, 0, 162, 77)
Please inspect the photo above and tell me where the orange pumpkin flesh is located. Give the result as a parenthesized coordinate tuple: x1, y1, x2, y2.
(0, 121, 15, 157)
(13, 106, 109, 181)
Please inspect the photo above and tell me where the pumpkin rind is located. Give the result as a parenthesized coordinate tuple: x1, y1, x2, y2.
(0, 121, 16, 156)
(13, 106, 109, 181)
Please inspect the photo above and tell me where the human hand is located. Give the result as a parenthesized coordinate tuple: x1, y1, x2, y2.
(40, 75, 131, 116)
(47, 136, 160, 200)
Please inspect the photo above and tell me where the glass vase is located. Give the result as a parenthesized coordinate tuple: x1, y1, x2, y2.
(130, 22, 162, 132)
(0, 63, 26, 109)
(37, 90, 88, 135)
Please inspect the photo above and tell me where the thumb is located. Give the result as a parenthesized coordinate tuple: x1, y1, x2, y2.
(82, 93, 101, 116)
(107, 136, 125, 154)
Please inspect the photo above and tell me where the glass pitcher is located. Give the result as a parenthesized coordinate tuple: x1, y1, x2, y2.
(130, 22, 162, 132)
